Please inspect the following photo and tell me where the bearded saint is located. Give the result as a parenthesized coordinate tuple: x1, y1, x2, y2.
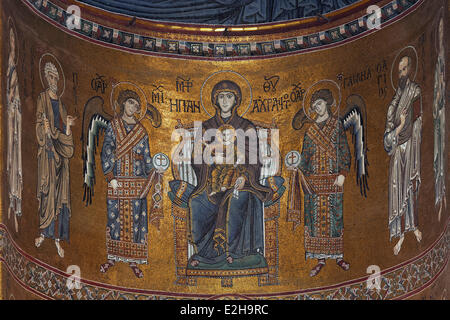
(35, 62, 76, 258)
(433, 18, 446, 220)
(6, 26, 22, 233)
(383, 55, 423, 255)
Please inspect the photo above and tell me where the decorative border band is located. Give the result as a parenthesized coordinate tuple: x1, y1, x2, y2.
(0, 219, 448, 300)
(23, 0, 423, 60)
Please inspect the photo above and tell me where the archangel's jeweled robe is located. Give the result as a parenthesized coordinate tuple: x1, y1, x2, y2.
(299, 116, 351, 260)
(101, 117, 154, 264)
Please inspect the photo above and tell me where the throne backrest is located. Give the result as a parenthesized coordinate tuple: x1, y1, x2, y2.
(172, 119, 281, 186)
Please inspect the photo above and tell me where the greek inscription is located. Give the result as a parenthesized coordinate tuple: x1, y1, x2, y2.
(91, 73, 107, 94)
(251, 94, 290, 113)
(176, 76, 193, 93)
(376, 59, 388, 99)
(290, 82, 306, 103)
(151, 84, 165, 104)
(263, 75, 280, 93)
(169, 98, 201, 113)
(341, 67, 373, 89)
(73, 73, 79, 107)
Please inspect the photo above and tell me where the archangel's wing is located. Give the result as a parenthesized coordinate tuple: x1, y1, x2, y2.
(80, 96, 113, 206)
(292, 108, 310, 130)
(146, 103, 162, 128)
(341, 94, 369, 197)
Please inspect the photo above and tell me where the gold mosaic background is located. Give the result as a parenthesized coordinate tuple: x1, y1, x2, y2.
(1, 0, 448, 299)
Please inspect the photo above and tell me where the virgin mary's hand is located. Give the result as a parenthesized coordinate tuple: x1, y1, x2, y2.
(234, 176, 245, 191)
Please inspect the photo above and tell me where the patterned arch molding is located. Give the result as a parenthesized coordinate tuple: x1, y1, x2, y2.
(0, 220, 448, 300)
(24, 0, 422, 60)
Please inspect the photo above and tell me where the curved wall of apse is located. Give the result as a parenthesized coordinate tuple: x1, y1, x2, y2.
(0, 0, 448, 299)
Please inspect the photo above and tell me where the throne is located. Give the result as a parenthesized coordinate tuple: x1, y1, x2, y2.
(168, 119, 285, 287)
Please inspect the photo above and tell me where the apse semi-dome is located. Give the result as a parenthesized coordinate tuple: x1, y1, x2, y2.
(75, 0, 364, 24)
(0, 0, 448, 301)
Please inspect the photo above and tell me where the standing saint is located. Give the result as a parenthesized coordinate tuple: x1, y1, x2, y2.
(289, 83, 369, 277)
(81, 84, 165, 279)
(384, 55, 423, 255)
(6, 23, 22, 233)
(99, 90, 155, 278)
(296, 89, 352, 277)
(35, 61, 76, 258)
(433, 17, 446, 221)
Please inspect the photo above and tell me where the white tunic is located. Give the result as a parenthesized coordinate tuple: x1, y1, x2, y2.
(433, 53, 446, 206)
(6, 60, 22, 215)
(384, 79, 422, 240)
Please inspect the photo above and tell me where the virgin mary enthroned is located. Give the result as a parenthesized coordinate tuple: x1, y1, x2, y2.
(169, 80, 284, 270)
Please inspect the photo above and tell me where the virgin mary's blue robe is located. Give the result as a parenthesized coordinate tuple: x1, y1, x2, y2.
(169, 112, 285, 269)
